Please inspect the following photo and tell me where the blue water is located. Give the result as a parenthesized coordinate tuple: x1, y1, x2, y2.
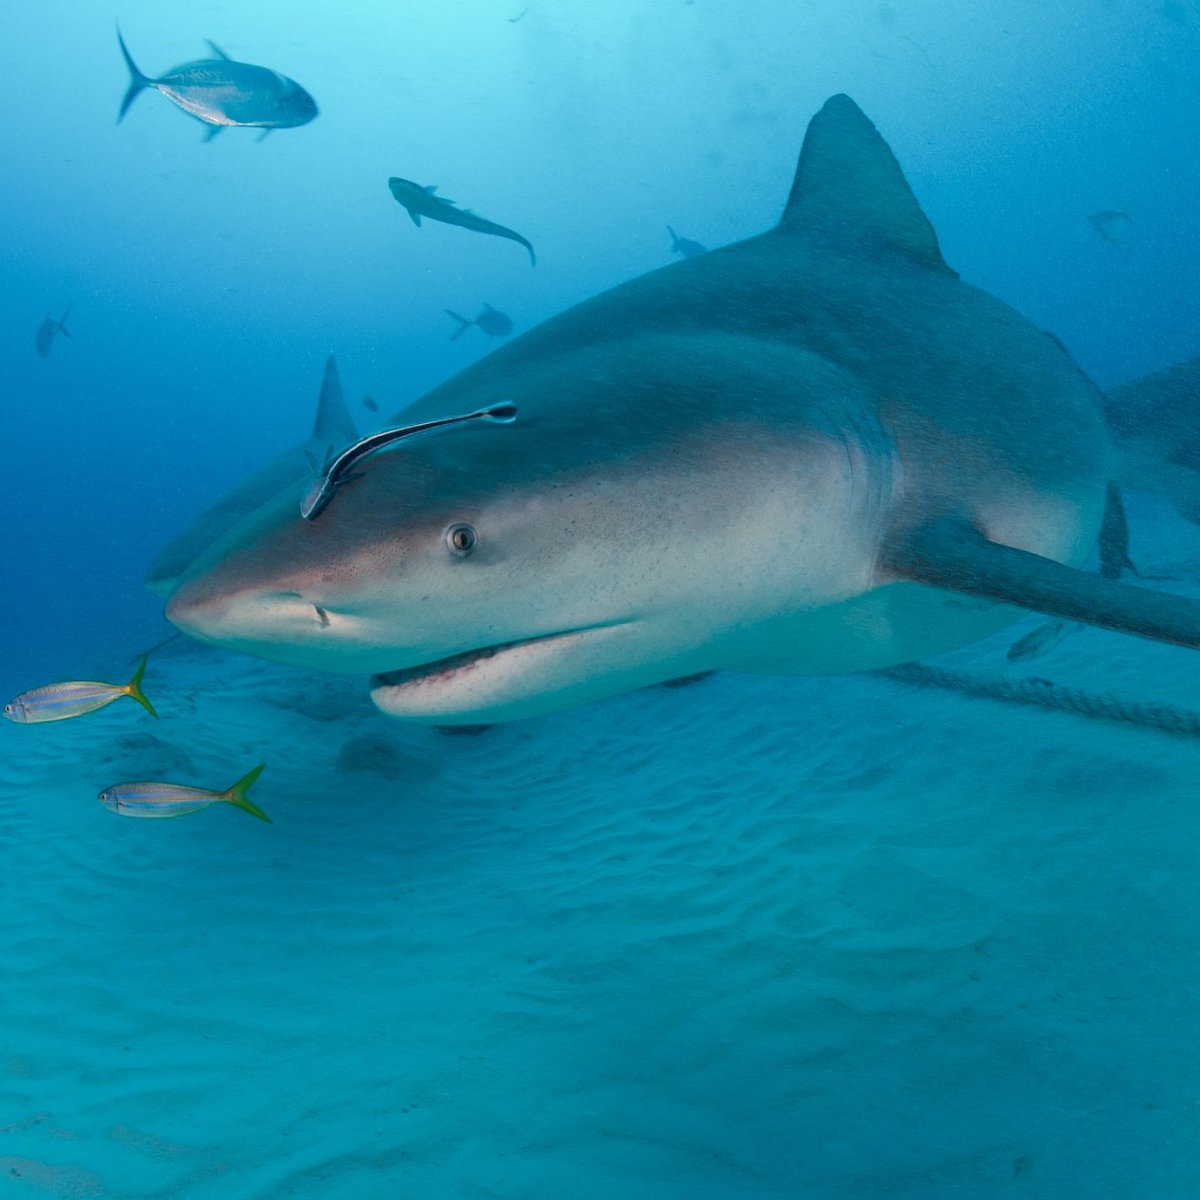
(3, 2, 1200, 1195)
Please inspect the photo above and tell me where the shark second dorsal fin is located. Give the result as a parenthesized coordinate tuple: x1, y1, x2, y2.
(781, 94, 951, 273)
(312, 355, 358, 449)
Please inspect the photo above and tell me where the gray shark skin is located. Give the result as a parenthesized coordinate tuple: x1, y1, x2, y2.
(163, 95, 1200, 726)
(117, 33, 318, 134)
(146, 355, 356, 597)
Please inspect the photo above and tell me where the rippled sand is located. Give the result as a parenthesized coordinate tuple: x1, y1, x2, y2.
(2, 578, 1199, 1197)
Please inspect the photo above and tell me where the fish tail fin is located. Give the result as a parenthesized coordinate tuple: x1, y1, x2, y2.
(58, 304, 72, 337)
(124, 655, 158, 718)
(444, 310, 472, 340)
(524, 239, 537, 268)
(223, 764, 272, 823)
(116, 30, 151, 122)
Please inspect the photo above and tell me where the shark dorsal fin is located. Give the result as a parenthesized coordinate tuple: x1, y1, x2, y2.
(781, 94, 951, 273)
(312, 354, 358, 448)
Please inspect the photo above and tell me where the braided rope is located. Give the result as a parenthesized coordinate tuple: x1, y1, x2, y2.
(880, 663, 1200, 738)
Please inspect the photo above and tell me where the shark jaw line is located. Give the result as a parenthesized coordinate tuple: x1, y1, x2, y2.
(368, 621, 633, 700)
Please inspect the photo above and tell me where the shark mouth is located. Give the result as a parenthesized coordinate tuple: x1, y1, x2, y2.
(369, 622, 631, 697)
(371, 638, 538, 690)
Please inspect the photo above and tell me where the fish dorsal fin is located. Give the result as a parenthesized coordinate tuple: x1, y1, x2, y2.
(205, 40, 231, 60)
(781, 94, 950, 272)
(312, 355, 357, 448)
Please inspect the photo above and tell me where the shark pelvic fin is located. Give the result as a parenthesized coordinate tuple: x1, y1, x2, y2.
(782, 93, 952, 273)
(884, 518, 1200, 652)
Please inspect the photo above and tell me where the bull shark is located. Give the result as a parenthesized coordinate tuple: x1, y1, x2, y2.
(161, 94, 1200, 725)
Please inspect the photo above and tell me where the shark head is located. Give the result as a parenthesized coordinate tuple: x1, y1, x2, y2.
(166, 334, 873, 722)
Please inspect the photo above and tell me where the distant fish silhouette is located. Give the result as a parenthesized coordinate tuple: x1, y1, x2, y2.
(34, 304, 71, 358)
(117, 31, 318, 140)
(667, 225, 706, 258)
(387, 178, 536, 266)
(362, 394, 379, 413)
(445, 303, 514, 341)
(1087, 209, 1131, 244)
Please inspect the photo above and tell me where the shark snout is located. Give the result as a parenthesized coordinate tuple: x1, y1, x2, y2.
(166, 575, 315, 645)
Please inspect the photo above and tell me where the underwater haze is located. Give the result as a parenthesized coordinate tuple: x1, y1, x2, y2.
(4, 0, 1200, 1196)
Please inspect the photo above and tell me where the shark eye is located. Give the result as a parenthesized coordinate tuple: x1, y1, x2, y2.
(446, 523, 478, 556)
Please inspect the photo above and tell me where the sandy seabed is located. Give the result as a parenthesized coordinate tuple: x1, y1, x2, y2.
(2, 519, 1199, 1199)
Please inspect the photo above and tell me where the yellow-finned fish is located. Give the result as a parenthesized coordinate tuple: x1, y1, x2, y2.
(99, 764, 271, 823)
(4, 657, 157, 724)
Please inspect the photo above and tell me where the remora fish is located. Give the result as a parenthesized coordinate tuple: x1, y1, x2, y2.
(99, 764, 271, 822)
(1005, 620, 1081, 662)
(387, 179, 536, 266)
(445, 304, 514, 341)
(5, 657, 156, 724)
(116, 32, 318, 138)
(35, 305, 71, 358)
(162, 96, 1200, 727)
(667, 225, 706, 258)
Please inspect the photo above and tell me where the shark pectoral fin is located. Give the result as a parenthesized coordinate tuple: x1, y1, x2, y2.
(408, 209, 422, 227)
(883, 518, 1200, 652)
(782, 94, 954, 274)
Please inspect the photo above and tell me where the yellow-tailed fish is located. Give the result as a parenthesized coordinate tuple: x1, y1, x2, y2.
(99, 764, 271, 823)
(4, 656, 157, 724)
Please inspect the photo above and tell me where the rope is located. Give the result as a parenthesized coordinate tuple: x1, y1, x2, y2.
(879, 662, 1200, 739)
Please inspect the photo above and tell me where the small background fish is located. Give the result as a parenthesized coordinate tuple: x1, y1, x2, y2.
(34, 304, 71, 358)
(445, 304, 514, 340)
(117, 33, 318, 137)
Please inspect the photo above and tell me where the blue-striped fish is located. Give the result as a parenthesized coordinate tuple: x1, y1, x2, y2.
(99, 764, 270, 822)
(4, 657, 157, 724)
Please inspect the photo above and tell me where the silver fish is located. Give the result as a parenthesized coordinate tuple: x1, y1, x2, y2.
(117, 32, 317, 139)
(99, 764, 271, 822)
(35, 304, 71, 358)
(388, 178, 536, 265)
(4, 656, 156, 724)
(444, 304, 513, 341)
